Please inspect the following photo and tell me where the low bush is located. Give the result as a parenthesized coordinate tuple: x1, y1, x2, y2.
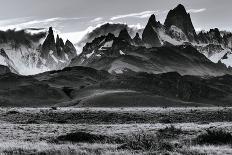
(119, 131, 174, 152)
(196, 129, 232, 145)
(56, 131, 116, 143)
(157, 125, 183, 139)
(6, 110, 19, 115)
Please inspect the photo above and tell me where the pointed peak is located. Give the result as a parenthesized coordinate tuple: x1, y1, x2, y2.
(106, 33, 115, 39)
(48, 27, 54, 35)
(176, 4, 186, 10)
(118, 28, 132, 41)
(119, 28, 129, 35)
(65, 39, 71, 44)
(133, 33, 141, 41)
(135, 33, 140, 38)
(172, 4, 187, 14)
(148, 14, 157, 23)
(145, 14, 161, 29)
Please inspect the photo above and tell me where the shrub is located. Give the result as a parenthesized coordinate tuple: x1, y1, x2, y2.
(196, 129, 232, 145)
(56, 132, 110, 143)
(6, 110, 19, 115)
(119, 131, 174, 152)
(157, 125, 183, 139)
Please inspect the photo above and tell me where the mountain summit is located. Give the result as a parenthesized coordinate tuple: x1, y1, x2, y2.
(164, 4, 198, 42)
(142, 14, 161, 47)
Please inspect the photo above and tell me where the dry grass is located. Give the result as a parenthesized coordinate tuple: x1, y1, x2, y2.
(0, 108, 231, 154)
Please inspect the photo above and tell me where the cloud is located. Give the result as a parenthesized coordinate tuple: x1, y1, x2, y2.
(0, 17, 84, 31)
(110, 10, 159, 20)
(109, 8, 206, 21)
(90, 17, 104, 23)
(187, 8, 206, 13)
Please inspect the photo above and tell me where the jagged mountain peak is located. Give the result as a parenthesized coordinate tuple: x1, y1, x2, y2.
(164, 4, 197, 42)
(133, 33, 143, 46)
(118, 28, 132, 42)
(48, 27, 55, 37)
(175, 4, 188, 14)
(147, 14, 161, 28)
(142, 14, 161, 47)
(148, 14, 156, 23)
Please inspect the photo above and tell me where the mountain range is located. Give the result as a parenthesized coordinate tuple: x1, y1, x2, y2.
(1, 4, 232, 107)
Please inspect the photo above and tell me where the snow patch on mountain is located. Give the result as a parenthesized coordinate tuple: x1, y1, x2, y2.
(221, 52, 232, 67)
(99, 41, 114, 50)
(49, 50, 59, 63)
(208, 49, 228, 63)
(119, 50, 125, 55)
(64, 53, 69, 60)
(86, 50, 95, 58)
(169, 25, 188, 41)
(158, 29, 183, 45)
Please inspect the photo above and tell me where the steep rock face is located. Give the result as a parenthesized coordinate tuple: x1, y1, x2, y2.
(70, 33, 131, 67)
(118, 28, 132, 43)
(39, 27, 77, 71)
(71, 28, 232, 76)
(133, 33, 144, 46)
(223, 33, 232, 48)
(198, 28, 223, 45)
(164, 4, 197, 42)
(0, 65, 11, 75)
(0, 29, 48, 75)
(41, 27, 57, 59)
(196, 30, 232, 66)
(56, 35, 65, 58)
(0, 48, 19, 74)
(76, 23, 143, 53)
(64, 40, 77, 60)
(167, 25, 188, 41)
(142, 14, 162, 47)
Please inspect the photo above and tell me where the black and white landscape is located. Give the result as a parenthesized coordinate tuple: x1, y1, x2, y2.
(0, 1, 232, 154)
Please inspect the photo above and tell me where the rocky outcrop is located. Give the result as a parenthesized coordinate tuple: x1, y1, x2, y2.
(0, 49, 19, 74)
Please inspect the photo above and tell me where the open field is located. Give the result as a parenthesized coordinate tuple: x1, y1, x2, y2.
(0, 107, 232, 154)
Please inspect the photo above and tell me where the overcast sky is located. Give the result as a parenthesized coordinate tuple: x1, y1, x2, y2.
(0, 0, 231, 43)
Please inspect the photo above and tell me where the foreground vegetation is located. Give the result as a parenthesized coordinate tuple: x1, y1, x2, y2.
(0, 107, 232, 154)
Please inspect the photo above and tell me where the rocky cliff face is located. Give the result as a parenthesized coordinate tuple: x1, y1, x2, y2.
(133, 33, 144, 46)
(142, 14, 162, 47)
(0, 27, 77, 75)
(0, 65, 11, 75)
(164, 4, 198, 42)
(70, 27, 232, 77)
(118, 28, 132, 43)
(39, 27, 77, 70)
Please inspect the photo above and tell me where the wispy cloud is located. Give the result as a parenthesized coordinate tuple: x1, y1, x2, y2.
(0, 17, 84, 30)
(110, 10, 159, 21)
(90, 17, 104, 23)
(187, 8, 206, 13)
